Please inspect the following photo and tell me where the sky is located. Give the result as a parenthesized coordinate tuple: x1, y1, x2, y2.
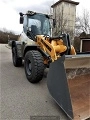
(0, 0, 90, 34)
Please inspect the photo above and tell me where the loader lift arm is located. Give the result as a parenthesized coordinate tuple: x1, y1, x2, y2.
(36, 35, 67, 62)
(36, 34, 76, 63)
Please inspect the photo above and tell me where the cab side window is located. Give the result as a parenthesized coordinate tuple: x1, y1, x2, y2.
(23, 16, 27, 34)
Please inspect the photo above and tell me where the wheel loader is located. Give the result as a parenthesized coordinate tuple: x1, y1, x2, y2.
(10, 11, 90, 120)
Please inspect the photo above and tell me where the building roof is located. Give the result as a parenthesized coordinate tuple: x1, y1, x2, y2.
(80, 38, 90, 40)
(51, 0, 79, 8)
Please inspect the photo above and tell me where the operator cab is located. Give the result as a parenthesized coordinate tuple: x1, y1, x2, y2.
(20, 11, 51, 40)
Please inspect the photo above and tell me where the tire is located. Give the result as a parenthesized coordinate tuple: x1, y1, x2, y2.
(24, 50, 44, 83)
(12, 47, 22, 67)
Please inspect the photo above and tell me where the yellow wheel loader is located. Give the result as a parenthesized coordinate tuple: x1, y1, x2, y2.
(10, 11, 90, 120)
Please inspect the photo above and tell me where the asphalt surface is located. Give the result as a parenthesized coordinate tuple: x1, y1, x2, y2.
(0, 44, 69, 120)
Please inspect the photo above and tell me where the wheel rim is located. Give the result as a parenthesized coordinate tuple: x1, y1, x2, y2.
(26, 59, 32, 76)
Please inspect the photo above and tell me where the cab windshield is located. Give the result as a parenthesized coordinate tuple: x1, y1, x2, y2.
(27, 14, 51, 36)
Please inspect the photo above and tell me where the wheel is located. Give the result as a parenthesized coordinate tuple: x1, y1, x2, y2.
(12, 47, 22, 67)
(24, 50, 44, 83)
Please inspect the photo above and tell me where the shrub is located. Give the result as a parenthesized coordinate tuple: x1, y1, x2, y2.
(0, 30, 19, 44)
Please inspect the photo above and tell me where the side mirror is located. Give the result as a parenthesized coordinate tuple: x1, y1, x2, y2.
(53, 19, 56, 28)
(20, 16, 24, 24)
(19, 12, 23, 16)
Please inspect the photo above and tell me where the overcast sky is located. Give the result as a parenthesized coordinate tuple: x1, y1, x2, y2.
(0, 0, 90, 34)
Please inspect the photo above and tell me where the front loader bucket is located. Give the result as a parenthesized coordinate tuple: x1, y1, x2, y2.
(47, 55, 90, 120)
(47, 55, 73, 119)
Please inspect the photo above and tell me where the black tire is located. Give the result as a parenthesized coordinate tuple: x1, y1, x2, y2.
(24, 50, 44, 83)
(12, 47, 22, 67)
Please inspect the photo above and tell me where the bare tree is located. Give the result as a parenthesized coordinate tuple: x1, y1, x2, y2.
(54, 6, 69, 36)
(75, 9, 90, 36)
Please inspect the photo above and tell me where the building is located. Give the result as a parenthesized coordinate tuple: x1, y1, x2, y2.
(80, 38, 90, 52)
(51, 0, 79, 41)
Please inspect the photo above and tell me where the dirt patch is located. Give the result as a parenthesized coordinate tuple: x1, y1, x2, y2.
(66, 68, 90, 79)
(68, 74, 90, 120)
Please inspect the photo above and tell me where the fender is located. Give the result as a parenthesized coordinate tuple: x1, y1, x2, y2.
(23, 44, 39, 57)
(12, 40, 22, 58)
